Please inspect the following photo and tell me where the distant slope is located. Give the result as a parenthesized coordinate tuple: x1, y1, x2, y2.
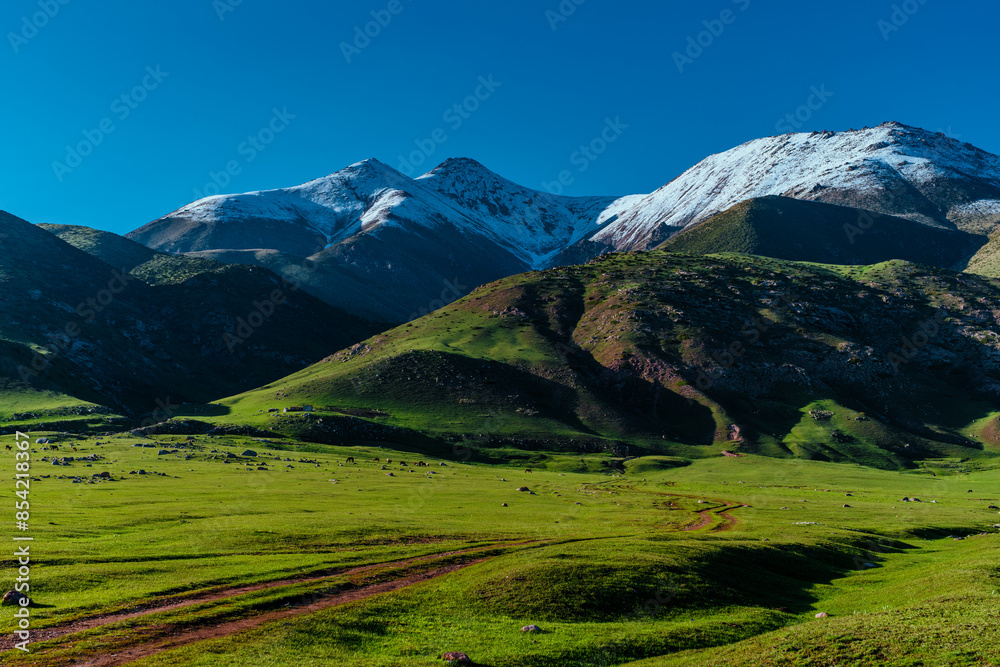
(215, 251, 1000, 469)
(658, 196, 984, 268)
(0, 212, 379, 416)
(38, 223, 228, 285)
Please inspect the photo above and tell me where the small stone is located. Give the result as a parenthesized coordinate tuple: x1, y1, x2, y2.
(521, 624, 542, 632)
(442, 652, 471, 665)
(815, 611, 828, 618)
(1, 590, 29, 606)
(517, 486, 530, 492)
(501, 503, 508, 507)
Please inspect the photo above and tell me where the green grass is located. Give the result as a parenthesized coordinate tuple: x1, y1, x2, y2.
(2, 429, 999, 665)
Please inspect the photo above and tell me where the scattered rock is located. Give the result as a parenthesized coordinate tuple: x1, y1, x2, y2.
(521, 625, 542, 633)
(242, 450, 258, 457)
(517, 487, 530, 492)
(1, 590, 29, 606)
(842, 504, 851, 508)
(442, 652, 471, 665)
(815, 611, 828, 618)
(501, 503, 508, 507)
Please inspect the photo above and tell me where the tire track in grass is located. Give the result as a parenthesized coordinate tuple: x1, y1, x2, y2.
(0, 540, 544, 657)
(77, 559, 488, 667)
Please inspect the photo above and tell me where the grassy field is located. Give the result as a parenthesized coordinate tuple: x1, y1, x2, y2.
(2, 428, 998, 665)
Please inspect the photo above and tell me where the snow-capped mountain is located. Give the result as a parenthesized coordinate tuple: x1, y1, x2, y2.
(414, 157, 642, 267)
(126, 122, 1000, 321)
(595, 122, 1000, 250)
(128, 158, 636, 270)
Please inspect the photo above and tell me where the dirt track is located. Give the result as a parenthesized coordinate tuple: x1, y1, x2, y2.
(1, 541, 543, 665)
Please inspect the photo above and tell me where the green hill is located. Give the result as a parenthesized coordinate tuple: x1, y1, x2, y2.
(658, 196, 983, 269)
(205, 250, 1000, 469)
(38, 223, 231, 285)
(1, 212, 379, 418)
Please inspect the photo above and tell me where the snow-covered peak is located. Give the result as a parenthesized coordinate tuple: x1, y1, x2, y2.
(593, 123, 1000, 249)
(416, 157, 638, 266)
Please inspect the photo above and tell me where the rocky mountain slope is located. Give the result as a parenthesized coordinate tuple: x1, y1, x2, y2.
(215, 250, 1000, 469)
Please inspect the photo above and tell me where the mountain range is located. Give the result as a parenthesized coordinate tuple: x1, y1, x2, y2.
(123, 122, 1000, 322)
(5, 121, 1000, 465)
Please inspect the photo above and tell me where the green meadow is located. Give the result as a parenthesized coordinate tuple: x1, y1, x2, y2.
(2, 428, 998, 665)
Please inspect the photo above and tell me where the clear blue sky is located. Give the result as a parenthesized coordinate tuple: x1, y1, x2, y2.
(3, 0, 998, 235)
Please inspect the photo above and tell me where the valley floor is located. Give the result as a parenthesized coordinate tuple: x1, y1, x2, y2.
(2, 430, 999, 666)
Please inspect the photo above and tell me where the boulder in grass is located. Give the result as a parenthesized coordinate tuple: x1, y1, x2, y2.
(442, 652, 471, 665)
(815, 611, 828, 618)
(521, 624, 542, 632)
(517, 486, 530, 492)
(1, 590, 29, 607)
(242, 450, 258, 457)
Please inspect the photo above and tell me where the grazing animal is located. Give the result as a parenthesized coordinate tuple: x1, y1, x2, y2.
(72, 447, 78, 452)
(50, 445, 58, 451)
(524, 469, 532, 473)
(372, 457, 380, 462)
(417, 461, 426, 467)
(400, 461, 407, 466)
(4, 445, 11, 451)
(346, 457, 355, 464)
(386, 459, 392, 465)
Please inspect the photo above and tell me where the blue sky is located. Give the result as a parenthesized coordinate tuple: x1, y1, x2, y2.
(3, 0, 998, 235)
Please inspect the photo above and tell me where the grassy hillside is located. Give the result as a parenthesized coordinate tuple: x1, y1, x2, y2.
(963, 227, 1000, 278)
(1, 213, 380, 417)
(658, 196, 984, 269)
(190, 250, 1000, 470)
(38, 223, 232, 285)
